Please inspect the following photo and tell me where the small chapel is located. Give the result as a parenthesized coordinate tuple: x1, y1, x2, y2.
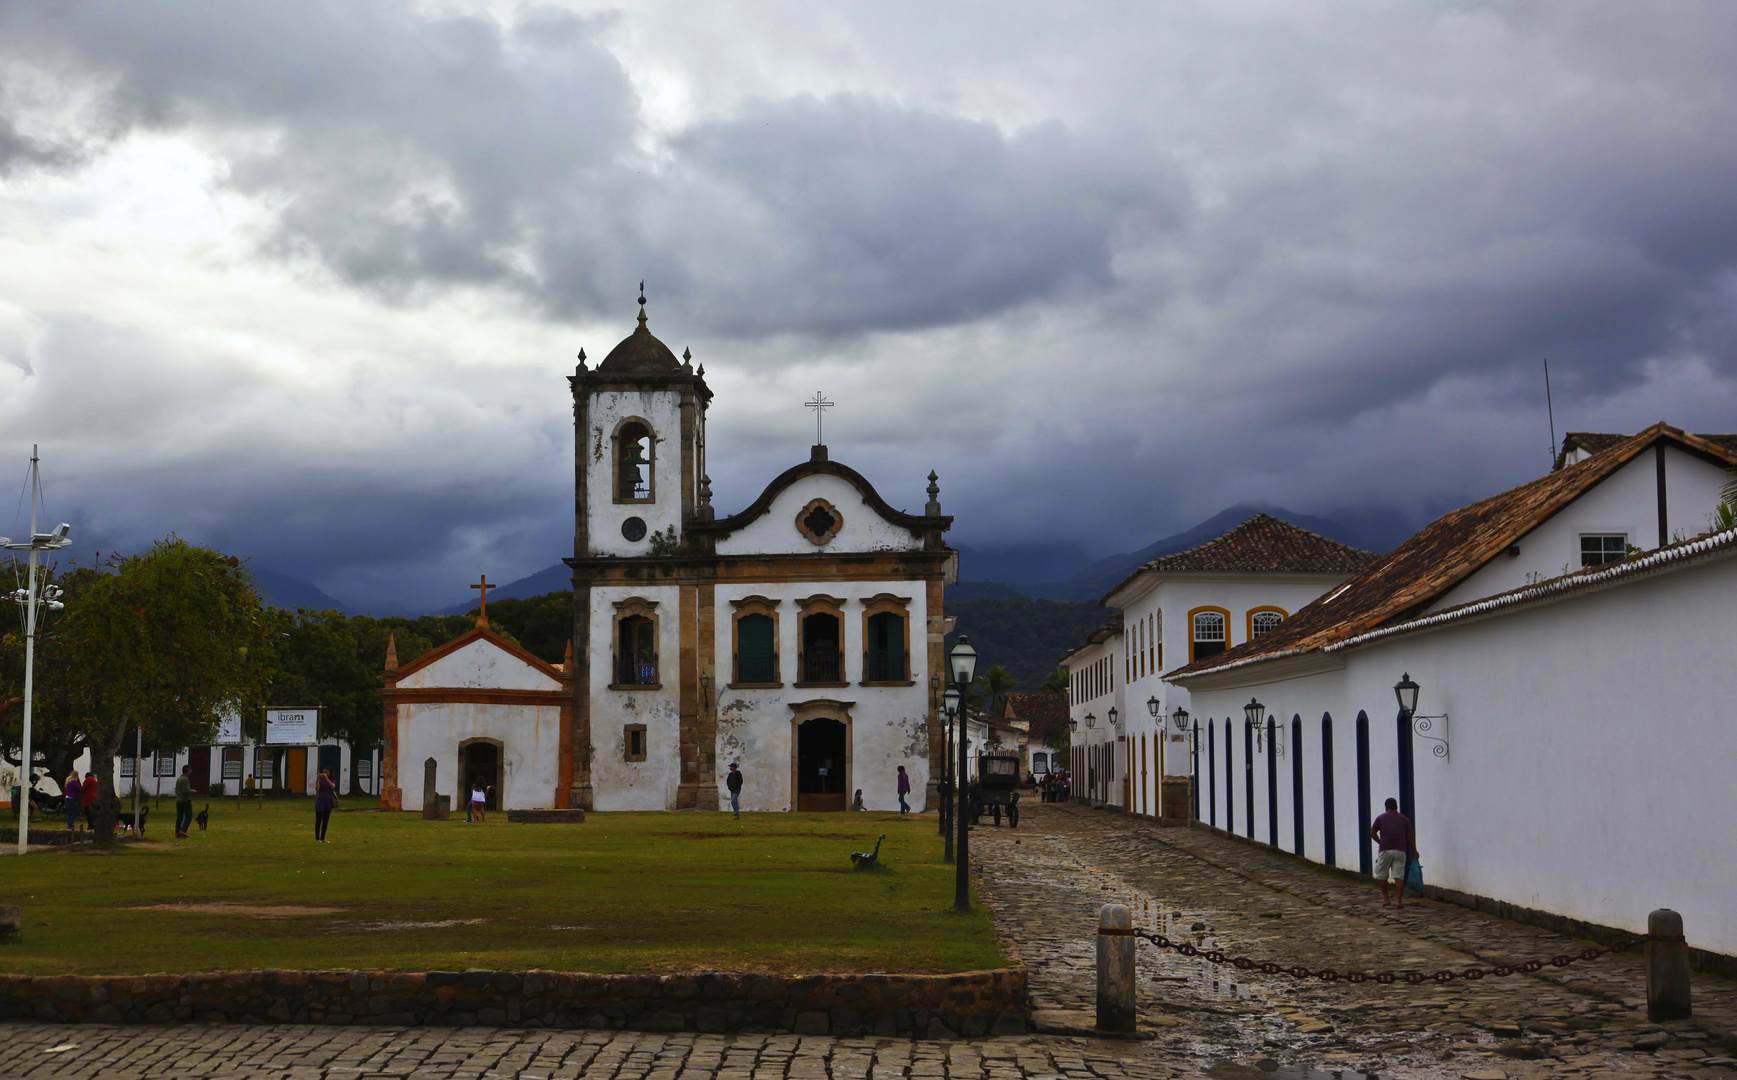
(380, 292, 955, 813)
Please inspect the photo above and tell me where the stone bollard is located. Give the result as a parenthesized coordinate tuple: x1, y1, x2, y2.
(1646, 908, 1691, 1022)
(1096, 903, 1135, 1033)
(0, 905, 19, 934)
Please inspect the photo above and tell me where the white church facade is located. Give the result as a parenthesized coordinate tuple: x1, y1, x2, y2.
(567, 298, 953, 813)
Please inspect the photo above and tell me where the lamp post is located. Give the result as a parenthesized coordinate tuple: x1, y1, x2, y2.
(942, 686, 960, 863)
(3, 445, 72, 856)
(1244, 696, 1266, 751)
(949, 635, 979, 913)
(931, 674, 946, 839)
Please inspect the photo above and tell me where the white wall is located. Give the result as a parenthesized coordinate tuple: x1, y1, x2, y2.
(1180, 552, 1737, 957)
(585, 389, 687, 557)
(714, 472, 925, 556)
(397, 703, 562, 810)
(1062, 630, 1123, 806)
(398, 638, 560, 692)
(712, 577, 933, 812)
(590, 583, 683, 810)
(1431, 445, 1729, 611)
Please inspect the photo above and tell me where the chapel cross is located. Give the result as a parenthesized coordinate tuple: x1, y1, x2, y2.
(805, 391, 834, 445)
(471, 574, 493, 628)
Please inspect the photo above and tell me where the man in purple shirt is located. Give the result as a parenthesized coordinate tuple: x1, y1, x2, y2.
(1368, 798, 1418, 908)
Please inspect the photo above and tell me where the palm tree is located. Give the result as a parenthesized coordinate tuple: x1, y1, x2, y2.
(1038, 666, 1069, 695)
(979, 664, 1018, 718)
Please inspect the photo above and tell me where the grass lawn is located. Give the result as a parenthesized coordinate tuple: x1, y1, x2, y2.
(0, 798, 1001, 977)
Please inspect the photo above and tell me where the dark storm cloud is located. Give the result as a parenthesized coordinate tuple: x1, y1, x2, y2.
(5, 2, 1737, 605)
(0, 1, 1183, 338)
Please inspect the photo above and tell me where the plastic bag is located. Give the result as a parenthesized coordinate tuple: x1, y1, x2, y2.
(1404, 858, 1425, 897)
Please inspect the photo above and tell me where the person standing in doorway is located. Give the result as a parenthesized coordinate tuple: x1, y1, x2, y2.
(470, 775, 488, 823)
(64, 769, 82, 831)
(1369, 797, 1418, 908)
(81, 772, 98, 829)
(173, 765, 194, 838)
(726, 763, 743, 820)
(313, 767, 337, 843)
(895, 765, 911, 815)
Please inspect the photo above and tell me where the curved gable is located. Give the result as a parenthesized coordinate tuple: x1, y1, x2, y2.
(696, 459, 951, 555)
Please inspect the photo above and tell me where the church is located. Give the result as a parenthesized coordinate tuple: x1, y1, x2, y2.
(381, 294, 954, 814)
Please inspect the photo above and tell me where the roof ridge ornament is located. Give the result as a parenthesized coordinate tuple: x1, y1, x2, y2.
(576, 347, 587, 373)
(926, 470, 942, 517)
(637, 280, 648, 331)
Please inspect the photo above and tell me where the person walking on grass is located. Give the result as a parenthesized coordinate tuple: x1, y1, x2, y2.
(81, 771, 98, 829)
(895, 765, 911, 815)
(1369, 797, 1418, 909)
(173, 764, 195, 837)
(313, 767, 337, 843)
(726, 762, 743, 820)
(470, 775, 488, 822)
(64, 769, 82, 831)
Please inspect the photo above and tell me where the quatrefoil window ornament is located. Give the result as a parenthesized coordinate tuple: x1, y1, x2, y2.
(796, 498, 843, 545)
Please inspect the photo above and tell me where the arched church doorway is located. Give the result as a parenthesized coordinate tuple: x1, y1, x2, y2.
(460, 739, 503, 811)
(795, 718, 846, 811)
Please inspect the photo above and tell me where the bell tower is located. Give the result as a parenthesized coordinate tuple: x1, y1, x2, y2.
(569, 287, 712, 558)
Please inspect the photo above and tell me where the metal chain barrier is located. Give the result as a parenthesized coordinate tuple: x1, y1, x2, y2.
(1133, 929, 1669, 985)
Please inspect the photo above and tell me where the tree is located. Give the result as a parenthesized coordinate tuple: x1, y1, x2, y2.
(979, 664, 1018, 718)
(0, 563, 101, 795)
(60, 539, 272, 845)
(262, 608, 385, 790)
(1038, 666, 1070, 695)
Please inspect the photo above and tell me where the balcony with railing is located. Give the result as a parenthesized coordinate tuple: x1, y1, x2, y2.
(800, 651, 843, 685)
(863, 651, 908, 683)
(616, 654, 659, 687)
(734, 651, 780, 685)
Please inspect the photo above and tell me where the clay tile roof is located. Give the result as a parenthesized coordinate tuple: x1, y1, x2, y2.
(1102, 515, 1375, 605)
(1140, 513, 1375, 575)
(1169, 423, 1737, 681)
(1556, 431, 1737, 472)
(597, 308, 683, 374)
(1002, 692, 1068, 727)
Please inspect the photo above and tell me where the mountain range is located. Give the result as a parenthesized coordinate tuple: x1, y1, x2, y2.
(248, 502, 1417, 618)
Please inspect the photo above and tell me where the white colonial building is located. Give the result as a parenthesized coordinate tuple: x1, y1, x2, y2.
(1101, 514, 1374, 823)
(562, 299, 953, 813)
(1168, 424, 1737, 961)
(1058, 613, 1124, 808)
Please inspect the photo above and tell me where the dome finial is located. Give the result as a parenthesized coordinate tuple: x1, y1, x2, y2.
(637, 280, 648, 330)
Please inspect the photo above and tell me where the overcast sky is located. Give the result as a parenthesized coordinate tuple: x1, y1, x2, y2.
(2, 1, 1735, 610)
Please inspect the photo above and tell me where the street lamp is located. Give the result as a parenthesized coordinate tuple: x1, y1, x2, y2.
(949, 635, 979, 913)
(2, 445, 73, 856)
(1170, 705, 1191, 735)
(1107, 707, 1119, 732)
(1393, 672, 1450, 759)
(941, 686, 961, 859)
(1146, 696, 1160, 720)
(1085, 712, 1096, 728)
(1244, 696, 1269, 753)
(931, 673, 946, 840)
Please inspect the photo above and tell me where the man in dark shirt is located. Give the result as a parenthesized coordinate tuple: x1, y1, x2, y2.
(1368, 797, 1418, 908)
(726, 763, 743, 821)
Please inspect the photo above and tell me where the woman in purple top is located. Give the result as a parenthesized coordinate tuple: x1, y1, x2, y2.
(313, 768, 337, 843)
(895, 765, 911, 815)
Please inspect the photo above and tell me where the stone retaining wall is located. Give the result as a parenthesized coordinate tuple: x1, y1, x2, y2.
(0, 967, 1027, 1037)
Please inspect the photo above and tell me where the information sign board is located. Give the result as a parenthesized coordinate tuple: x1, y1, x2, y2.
(216, 712, 242, 744)
(264, 707, 320, 745)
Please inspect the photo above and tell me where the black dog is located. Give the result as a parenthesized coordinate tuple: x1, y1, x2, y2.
(195, 804, 209, 831)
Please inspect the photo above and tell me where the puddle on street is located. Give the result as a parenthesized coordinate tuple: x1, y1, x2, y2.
(1207, 1066, 1384, 1080)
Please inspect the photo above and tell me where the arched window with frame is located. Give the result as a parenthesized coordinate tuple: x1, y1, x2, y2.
(613, 419, 654, 503)
(729, 596, 781, 686)
(860, 594, 911, 684)
(1190, 607, 1229, 663)
(612, 598, 659, 688)
(1249, 608, 1285, 640)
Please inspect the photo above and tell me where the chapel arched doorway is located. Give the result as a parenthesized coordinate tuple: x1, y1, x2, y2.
(795, 717, 847, 811)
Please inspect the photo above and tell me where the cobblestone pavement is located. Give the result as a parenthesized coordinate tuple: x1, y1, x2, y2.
(2, 802, 1735, 1079)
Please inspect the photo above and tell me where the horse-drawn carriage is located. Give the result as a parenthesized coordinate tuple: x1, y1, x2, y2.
(967, 752, 1021, 827)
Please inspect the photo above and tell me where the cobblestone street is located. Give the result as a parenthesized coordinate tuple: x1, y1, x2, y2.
(2, 802, 1735, 1079)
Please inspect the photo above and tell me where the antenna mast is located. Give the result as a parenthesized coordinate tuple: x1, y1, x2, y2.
(1544, 358, 1557, 469)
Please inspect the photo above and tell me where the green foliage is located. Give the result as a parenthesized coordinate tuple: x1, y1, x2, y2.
(978, 664, 1018, 718)
(1037, 666, 1070, 694)
(648, 526, 685, 556)
(945, 597, 1107, 694)
(60, 539, 274, 841)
